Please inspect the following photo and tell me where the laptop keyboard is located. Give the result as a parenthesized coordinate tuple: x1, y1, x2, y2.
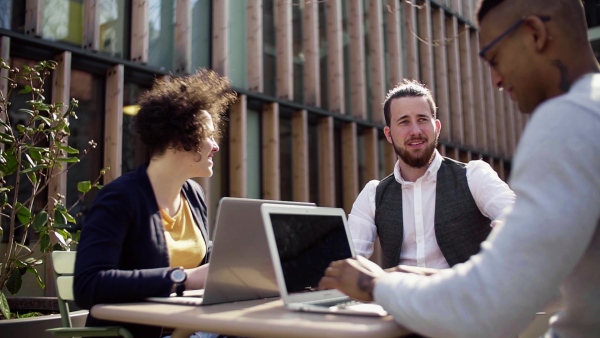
(314, 299, 362, 308)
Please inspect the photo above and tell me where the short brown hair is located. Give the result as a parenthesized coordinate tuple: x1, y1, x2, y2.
(383, 80, 437, 126)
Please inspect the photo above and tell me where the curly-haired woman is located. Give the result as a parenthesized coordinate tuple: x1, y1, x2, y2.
(74, 69, 237, 338)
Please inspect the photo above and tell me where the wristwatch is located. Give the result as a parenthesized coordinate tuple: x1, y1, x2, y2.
(169, 267, 187, 297)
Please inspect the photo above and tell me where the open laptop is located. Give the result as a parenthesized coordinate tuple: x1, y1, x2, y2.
(147, 197, 314, 306)
(260, 203, 388, 317)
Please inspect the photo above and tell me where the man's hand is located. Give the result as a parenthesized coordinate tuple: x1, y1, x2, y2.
(318, 256, 385, 302)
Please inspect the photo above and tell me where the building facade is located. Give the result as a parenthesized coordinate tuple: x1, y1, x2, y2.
(1, 0, 599, 295)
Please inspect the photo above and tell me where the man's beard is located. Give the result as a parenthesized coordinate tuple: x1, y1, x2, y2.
(392, 136, 438, 168)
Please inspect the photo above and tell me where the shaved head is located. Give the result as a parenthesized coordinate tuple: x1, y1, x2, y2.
(476, 0, 588, 45)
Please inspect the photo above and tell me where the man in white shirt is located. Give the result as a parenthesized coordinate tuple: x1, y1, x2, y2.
(349, 79, 515, 269)
(320, 0, 600, 337)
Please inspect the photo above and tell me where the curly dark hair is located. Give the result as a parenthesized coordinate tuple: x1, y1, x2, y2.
(134, 69, 237, 157)
(383, 79, 437, 126)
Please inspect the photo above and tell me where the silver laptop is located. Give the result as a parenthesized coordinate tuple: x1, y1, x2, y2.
(147, 197, 314, 306)
(260, 203, 388, 317)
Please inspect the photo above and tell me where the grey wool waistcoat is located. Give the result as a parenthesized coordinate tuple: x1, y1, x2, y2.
(374, 157, 492, 269)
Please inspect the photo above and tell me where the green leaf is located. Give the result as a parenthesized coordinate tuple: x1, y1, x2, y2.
(33, 115, 52, 126)
(54, 207, 68, 226)
(21, 164, 47, 174)
(27, 267, 45, 290)
(18, 85, 32, 94)
(32, 211, 49, 233)
(56, 144, 79, 154)
(0, 132, 14, 144)
(56, 157, 79, 163)
(6, 269, 22, 295)
(77, 181, 92, 193)
(26, 171, 37, 184)
(15, 202, 31, 225)
(39, 232, 51, 252)
(0, 292, 10, 320)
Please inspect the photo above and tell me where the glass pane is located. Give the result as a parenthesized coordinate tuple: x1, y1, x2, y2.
(191, 0, 211, 70)
(279, 115, 292, 201)
(148, 0, 175, 70)
(292, 0, 304, 104)
(98, 0, 127, 58)
(263, 0, 276, 97)
(67, 70, 104, 228)
(0, 0, 11, 29)
(42, 0, 83, 45)
(247, 109, 260, 198)
(122, 83, 150, 175)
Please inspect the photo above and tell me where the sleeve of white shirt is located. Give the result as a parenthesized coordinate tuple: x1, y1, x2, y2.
(466, 160, 516, 224)
(348, 180, 379, 258)
(371, 101, 600, 338)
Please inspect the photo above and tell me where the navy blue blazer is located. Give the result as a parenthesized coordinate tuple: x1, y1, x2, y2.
(74, 164, 212, 337)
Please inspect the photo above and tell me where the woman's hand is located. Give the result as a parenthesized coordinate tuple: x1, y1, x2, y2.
(184, 264, 210, 290)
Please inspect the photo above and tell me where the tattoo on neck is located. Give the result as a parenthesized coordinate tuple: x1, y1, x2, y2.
(552, 60, 571, 92)
(357, 273, 374, 300)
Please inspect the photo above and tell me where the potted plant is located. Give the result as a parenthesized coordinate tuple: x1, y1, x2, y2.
(0, 58, 106, 320)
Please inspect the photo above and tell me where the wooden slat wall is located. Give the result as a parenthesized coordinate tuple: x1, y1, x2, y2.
(368, 0, 385, 124)
(446, 16, 463, 145)
(212, 0, 229, 76)
(131, 0, 149, 63)
(174, 0, 192, 74)
(276, 0, 293, 100)
(494, 89, 506, 156)
(386, 0, 403, 89)
(83, 0, 99, 51)
(459, 25, 475, 148)
(292, 110, 309, 201)
(342, 122, 358, 213)
(25, 0, 43, 36)
(262, 102, 280, 200)
(483, 59, 497, 154)
(326, 0, 344, 114)
(384, 141, 396, 175)
(318, 117, 335, 207)
(302, 0, 320, 106)
(0, 36, 9, 104)
(230, 95, 247, 197)
(418, 1, 435, 88)
(348, 0, 367, 119)
(470, 30, 487, 150)
(103, 64, 124, 184)
(363, 127, 379, 183)
(247, 0, 263, 92)
(433, 8, 451, 142)
(505, 95, 515, 156)
(403, 1, 419, 79)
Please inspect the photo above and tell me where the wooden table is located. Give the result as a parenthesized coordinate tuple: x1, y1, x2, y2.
(91, 298, 410, 338)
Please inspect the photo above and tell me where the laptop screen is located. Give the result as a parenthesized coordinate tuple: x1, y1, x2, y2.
(268, 213, 352, 294)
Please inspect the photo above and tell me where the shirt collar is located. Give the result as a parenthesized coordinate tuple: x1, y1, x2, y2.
(393, 149, 442, 184)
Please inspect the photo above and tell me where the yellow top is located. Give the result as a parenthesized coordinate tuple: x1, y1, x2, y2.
(161, 194, 206, 268)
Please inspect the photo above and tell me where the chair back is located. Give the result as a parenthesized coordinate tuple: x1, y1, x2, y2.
(51, 251, 77, 328)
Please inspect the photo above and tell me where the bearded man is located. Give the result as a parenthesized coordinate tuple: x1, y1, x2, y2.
(348, 79, 515, 269)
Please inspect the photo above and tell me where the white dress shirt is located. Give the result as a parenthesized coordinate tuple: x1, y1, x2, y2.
(348, 150, 515, 268)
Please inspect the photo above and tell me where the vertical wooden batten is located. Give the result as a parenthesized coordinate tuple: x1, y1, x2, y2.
(262, 102, 280, 200)
(363, 127, 379, 183)
(445, 15, 463, 145)
(275, 0, 293, 100)
(368, 0, 385, 124)
(326, 0, 344, 114)
(103, 64, 124, 184)
(342, 122, 358, 213)
(483, 58, 497, 154)
(470, 30, 487, 150)
(505, 94, 516, 156)
(174, 0, 192, 74)
(212, 0, 229, 76)
(384, 140, 396, 175)
(417, 1, 435, 88)
(403, 1, 419, 80)
(292, 109, 309, 202)
(459, 24, 475, 148)
(348, 0, 367, 119)
(247, 0, 263, 92)
(230, 95, 247, 197)
(386, 0, 403, 88)
(0, 36, 9, 106)
(25, 0, 44, 36)
(302, 0, 320, 106)
(131, 0, 149, 63)
(494, 89, 506, 156)
(83, 0, 100, 51)
(433, 7, 451, 142)
(318, 117, 335, 207)
(46, 51, 71, 297)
